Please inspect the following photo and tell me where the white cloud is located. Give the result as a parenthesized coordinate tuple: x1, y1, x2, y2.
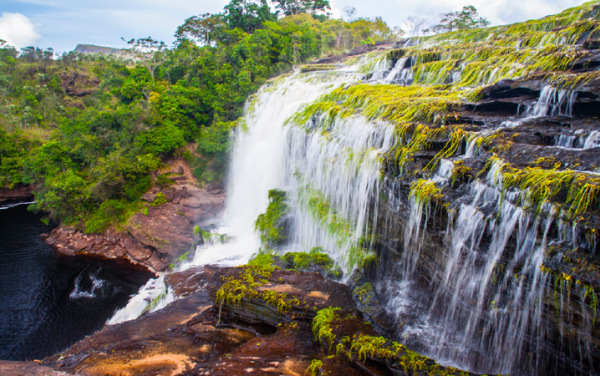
(0, 12, 41, 49)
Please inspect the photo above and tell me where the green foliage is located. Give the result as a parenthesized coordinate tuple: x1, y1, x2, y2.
(306, 359, 324, 376)
(255, 189, 289, 248)
(0, 1, 395, 230)
(312, 307, 340, 348)
(84, 199, 139, 233)
(283, 247, 334, 270)
(248, 252, 276, 269)
(151, 192, 169, 206)
(312, 306, 468, 375)
(410, 179, 443, 206)
(500, 163, 600, 216)
(169, 251, 191, 270)
(431, 5, 490, 33)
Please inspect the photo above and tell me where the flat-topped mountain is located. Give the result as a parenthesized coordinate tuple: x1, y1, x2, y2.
(73, 44, 126, 56)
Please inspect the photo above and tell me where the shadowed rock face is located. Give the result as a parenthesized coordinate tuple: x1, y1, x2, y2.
(0, 185, 33, 204)
(38, 265, 471, 376)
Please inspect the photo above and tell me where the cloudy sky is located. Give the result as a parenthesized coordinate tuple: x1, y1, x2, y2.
(0, 0, 592, 53)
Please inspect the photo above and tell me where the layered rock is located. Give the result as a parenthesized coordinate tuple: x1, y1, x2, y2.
(0, 185, 33, 204)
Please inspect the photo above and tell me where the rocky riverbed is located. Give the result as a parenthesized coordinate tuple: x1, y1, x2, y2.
(0, 259, 473, 376)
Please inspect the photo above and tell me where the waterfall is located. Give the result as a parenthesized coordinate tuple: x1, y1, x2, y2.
(527, 85, 577, 118)
(107, 63, 372, 324)
(102, 42, 598, 374)
(385, 160, 555, 374)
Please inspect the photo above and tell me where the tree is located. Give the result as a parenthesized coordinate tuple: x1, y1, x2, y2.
(223, 0, 277, 34)
(431, 5, 490, 33)
(273, 0, 331, 17)
(174, 13, 226, 46)
(121, 37, 168, 79)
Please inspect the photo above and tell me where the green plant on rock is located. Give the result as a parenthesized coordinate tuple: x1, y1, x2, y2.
(500, 163, 600, 216)
(451, 160, 472, 185)
(312, 307, 341, 349)
(151, 192, 168, 207)
(168, 251, 190, 270)
(255, 189, 289, 249)
(306, 359, 324, 376)
(410, 179, 443, 206)
(283, 248, 334, 270)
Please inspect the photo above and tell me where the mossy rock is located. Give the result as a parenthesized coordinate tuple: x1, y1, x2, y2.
(282, 247, 343, 280)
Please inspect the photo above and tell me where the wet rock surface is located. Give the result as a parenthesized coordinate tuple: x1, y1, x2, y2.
(31, 265, 469, 376)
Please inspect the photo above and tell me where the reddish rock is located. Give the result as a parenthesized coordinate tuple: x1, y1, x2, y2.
(141, 192, 157, 202)
(0, 185, 33, 203)
(46, 184, 225, 272)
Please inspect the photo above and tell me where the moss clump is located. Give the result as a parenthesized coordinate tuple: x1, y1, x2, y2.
(311, 307, 468, 375)
(282, 247, 343, 279)
(306, 359, 324, 375)
(353, 282, 374, 304)
(500, 162, 600, 216)
(283, 247, 334, 270)
(294, 84, 464, 128)
(410, 179, 443, 206)
(249, 253, 277, 269)
(151, 192, 168, 207)
(255, 189, 289, 249)
(451, 160, 473, 185)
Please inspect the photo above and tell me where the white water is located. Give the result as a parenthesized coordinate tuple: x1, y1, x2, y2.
(108, 64, 372, 324)
(69, 268, 106, 300)
(102, 48, 598, 375)
(527, 85, 577, 118)
(386, 161, 554, 374)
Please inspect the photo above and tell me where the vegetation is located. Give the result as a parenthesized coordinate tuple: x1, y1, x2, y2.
(311, 306, 468, 375)
(500, 163, 600, 216)
(283, 247, 333, 270)
(255, 189, 289, 249)
(0, 0, 398, 232)
(431, 6, 490, 33)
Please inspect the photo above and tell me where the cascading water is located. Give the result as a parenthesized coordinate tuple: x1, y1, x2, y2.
(104, 36, 600, 374)
(108, 64, 373, 324)
(527, 85, 577, 118)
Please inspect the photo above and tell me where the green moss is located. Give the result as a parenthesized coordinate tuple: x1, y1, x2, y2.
(283, 248, 334, 270)
(254, 189, 289, 249)
(500, 162, 600, 216)
(410, 179, 443, 206)
(295, 84, 463, 128)
(151, 192, 168, 207)
(311, 306, 469, 375)
(249, 253, 276, 269)
(306, 359, 324, 375)
(168, 251, 190, 270)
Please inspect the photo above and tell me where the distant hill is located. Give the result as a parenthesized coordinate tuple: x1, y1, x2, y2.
(74, 44, 126, 56)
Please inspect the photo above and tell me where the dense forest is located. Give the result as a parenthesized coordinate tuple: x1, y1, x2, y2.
(0, 0, 399, 232)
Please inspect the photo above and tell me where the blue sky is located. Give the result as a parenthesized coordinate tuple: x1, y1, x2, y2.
(0, 0, 592, 53)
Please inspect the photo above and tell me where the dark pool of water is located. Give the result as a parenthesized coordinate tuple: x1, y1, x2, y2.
(0, 203, 154, 361)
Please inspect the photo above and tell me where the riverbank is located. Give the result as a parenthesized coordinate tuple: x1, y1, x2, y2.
(44, 159, 226, 273)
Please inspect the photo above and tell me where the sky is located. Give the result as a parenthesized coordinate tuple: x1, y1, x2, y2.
(0, 0, 592, 53)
